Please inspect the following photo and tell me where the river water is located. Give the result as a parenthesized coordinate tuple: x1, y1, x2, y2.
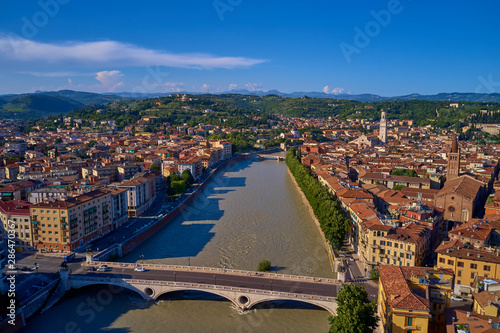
(21, 154, 334, 333)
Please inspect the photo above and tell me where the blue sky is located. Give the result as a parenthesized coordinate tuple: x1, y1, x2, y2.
(0, 1, 498, 96)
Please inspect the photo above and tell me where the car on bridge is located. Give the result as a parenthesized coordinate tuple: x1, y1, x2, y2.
(97, 265, 109, 272)
(134, 267, 146, 272)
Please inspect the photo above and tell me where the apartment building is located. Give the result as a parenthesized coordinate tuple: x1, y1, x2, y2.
(178, 157, 202, 180)
(102, 187, 129, 229)
(378, 265, 454, 333)
(117, 176, 153, 217)
(435, 239, 500, 296)
(0, 199, 33, 250)
(29, 189, 112, 251)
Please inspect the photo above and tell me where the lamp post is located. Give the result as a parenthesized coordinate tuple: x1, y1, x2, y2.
(174, 272, 177, 283)
(270, 280, 273, 292)
(188, 257, 191, 268)
(140, 254, 144, 266)
(213, 275, 217, 287)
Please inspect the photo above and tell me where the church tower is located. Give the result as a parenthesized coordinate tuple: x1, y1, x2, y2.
(447, 135, 460, 180)
(379, 110, 387, 144)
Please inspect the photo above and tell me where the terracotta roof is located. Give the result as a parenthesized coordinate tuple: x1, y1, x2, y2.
(379, 265, 431, 312)
(472, 289, 500, 310)
(0, 199, 31, 216)
(437, 176, 483, 200)
(436, 240, 500, 264)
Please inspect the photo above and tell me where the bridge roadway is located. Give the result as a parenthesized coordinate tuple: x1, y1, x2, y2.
(67, 261, 341, 313)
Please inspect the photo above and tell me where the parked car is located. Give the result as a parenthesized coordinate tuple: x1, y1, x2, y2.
(86, 267, 96, 271)
(134, 267, 146, 272)
(451, 296, 464, 301)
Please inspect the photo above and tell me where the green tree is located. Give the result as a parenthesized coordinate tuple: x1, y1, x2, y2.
(391, 168, 418, 177)
(369, 267, 379, 280)
(170, 180, 186, 194)
(150, 164, 161, 171)
(329, 284, 379, 333)
(392, 185, 405, 191)
(258, 260, 271, 272)
(181, 169, 195, 186)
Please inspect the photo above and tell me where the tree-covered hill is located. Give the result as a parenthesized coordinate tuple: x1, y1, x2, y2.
(0, 94, 84, 119)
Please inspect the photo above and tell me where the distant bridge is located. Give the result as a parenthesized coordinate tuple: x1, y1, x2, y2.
(64, 262, 340, 314)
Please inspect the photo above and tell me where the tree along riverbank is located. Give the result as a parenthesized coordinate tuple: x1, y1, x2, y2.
(285, 148, 350, 252)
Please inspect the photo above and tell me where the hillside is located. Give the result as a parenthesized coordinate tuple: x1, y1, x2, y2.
(0, 95, 84, 119)
(38, 90, 129, 105)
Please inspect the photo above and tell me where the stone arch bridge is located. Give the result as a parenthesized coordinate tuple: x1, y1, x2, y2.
(64, 262, 340, 314)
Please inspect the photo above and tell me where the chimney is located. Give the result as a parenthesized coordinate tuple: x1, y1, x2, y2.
(478, 254, 481, 258)
(467, 252, 471, 257)
(467, 311, 471, 317)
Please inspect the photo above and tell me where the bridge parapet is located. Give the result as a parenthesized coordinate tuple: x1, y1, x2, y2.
(68, 275, 338, 314)
(85, 261, 341, 285)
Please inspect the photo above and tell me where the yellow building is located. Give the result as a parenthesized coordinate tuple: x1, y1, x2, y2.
(30, 190, 112, 252)
(435, 239, 500, 296)
(472, 289, 500, 317)
(360, 220, 431, 269)
(378, 265, 454, 333)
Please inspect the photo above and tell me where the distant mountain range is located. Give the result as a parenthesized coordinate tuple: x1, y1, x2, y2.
(0, 89, 499, 119)
(114, 89, 500, 103)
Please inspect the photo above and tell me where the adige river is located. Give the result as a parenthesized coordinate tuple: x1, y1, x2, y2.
(22, 153, 335, 333)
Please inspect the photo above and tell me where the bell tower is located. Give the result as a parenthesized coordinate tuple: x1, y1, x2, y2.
(447, 135, 460, 180)
(379, 110, 387, 144)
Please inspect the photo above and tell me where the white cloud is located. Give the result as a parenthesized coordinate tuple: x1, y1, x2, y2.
(95, 70, 124, 92)
(0, 35, 266, 69)
(19, 71, 94, 77)
(228, 83, 238, 90)
(245, 82, 263, 91)
(323, 85, 345, 94)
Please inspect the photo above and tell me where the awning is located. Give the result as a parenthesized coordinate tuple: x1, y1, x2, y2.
(460, 286, 471, 293)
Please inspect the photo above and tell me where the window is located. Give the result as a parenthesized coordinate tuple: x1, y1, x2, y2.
(407, 317, 413, 326)
(471, 272, 475, 279)
(387, 241, 392, 247)
(53, 210, 57, 214)
(373, 240, 376, 245)
(471, 263, 477, 269)
(439, 258, 445, 263)
(458, 270, 462, 277)
(484, 265, 491, 272)
(457, 261, 464, 267)
(407, 245, 411, 251)
(380, 241, 386, 246)
(400, 252, 404, 258)
(395, 243, 399, 249)
(406, 254, 412, 259)
(457, 280, 461, 284)
(41, 210, 44, 213)
(33, 209, 36, 213)
(447, 260, 454, 265)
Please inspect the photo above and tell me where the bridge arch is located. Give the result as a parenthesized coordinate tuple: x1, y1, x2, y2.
(153, 288, 241, 308)
(247, 297, 335, 315)
(69, 280, 151, 301)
